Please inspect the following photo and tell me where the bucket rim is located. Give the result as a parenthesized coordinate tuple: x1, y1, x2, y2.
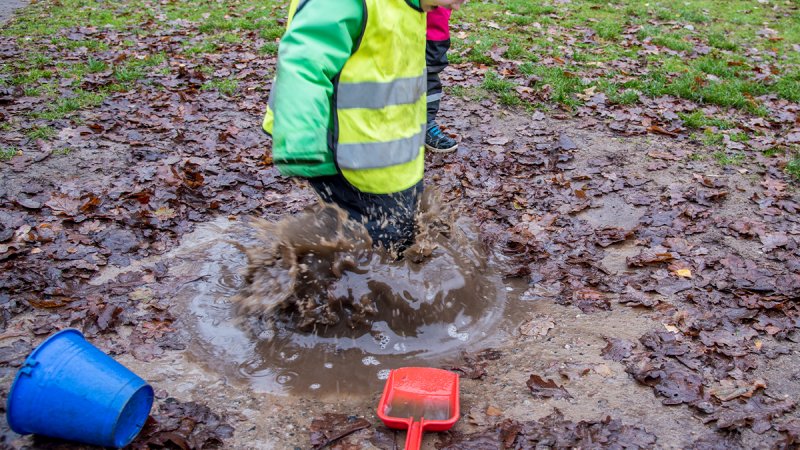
(110, 383, 154, 447)
(6, 328, 85, 434)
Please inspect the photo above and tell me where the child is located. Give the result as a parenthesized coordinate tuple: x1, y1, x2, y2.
(425, 8, 459, 153)
(262, 0, 465, 252)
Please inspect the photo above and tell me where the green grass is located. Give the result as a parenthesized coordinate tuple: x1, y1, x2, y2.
(32, 89, 106, 120)
(29, 53, 52, 69)
(444, 0, 800, 113)
(679, 111, 735, 130)
(482, 71, 522, 106)
(708, 32, 738, 51)
(260, 23, 284, 41)
(773, 72, 800, 102)
(702, 130, 724, 147)
(114, 65, 144, 83)
(185, 41, 218, 55)
(0, 147, 19, 160)
(447, 85, 467, 98)
(787, 157, 800, 180)
(520, 64, 585, 106)
(201, 78, 239, 96)
(27, 125, 56, 140)
(713, 151, 745, 166)
(593, 19, 622, 40)
(112, 55, 165, 84)
(482, 71, 516, 93)
(651, 34, 694, 52)
(87, 57, 108, 73)
(259, 42, 279, 55)
(10, 69, 52, 85)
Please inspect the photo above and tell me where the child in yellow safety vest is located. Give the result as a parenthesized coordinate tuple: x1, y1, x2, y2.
(263, 0, 466, 252)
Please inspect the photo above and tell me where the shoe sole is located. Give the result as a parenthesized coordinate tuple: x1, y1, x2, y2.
(425, 142, 458, 153)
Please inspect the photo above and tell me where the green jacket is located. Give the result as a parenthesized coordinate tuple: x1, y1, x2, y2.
(267, 0, 423, 179)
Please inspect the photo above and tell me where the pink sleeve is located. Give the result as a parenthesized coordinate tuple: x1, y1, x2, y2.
(426, 7, 451, 41)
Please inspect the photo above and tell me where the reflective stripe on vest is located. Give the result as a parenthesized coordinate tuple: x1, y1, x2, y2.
(336, 73, 426, 110)
(337, 124, 425, 170)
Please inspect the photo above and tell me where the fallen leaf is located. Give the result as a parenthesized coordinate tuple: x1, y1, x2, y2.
(526, 375, 573, 400)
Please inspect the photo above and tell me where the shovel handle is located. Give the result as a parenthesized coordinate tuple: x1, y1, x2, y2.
(404, 421, 423, 450)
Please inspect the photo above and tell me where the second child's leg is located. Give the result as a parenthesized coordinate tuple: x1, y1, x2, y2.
(425, 8, 458, 153)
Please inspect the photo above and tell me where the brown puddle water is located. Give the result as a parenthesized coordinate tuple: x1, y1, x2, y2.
(171, 195, 527, 399)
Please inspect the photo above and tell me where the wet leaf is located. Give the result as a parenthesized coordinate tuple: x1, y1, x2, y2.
(526, 375, 573, 400)
(626, 249, 677, 267)
(519, 315, 554, 337)
(601, 337, 636, 362)
(309, 414, 371, 450)
(132, 397, 234, 449)
(705, 396, 795, 434)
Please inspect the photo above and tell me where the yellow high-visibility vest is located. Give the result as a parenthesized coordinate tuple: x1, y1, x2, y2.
(263, 0, 426, 194)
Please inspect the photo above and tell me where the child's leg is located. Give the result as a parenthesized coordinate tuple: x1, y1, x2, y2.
(425, 8, 452, 125)
(425, 8, 457, 153)
(309, 175, 422, 252)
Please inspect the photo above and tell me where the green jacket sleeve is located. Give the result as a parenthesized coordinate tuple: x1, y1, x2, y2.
(270, 0, 364, 178)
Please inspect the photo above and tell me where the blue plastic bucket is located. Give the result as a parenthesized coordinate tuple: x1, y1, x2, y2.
(6, 329, 154, 448)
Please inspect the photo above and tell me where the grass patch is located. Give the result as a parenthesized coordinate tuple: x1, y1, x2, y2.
(447, 85, 467, 98)
(651, 34, 693, 52)
(702, 130, 724, 147)
(499, 91, 521, 106)
(482, 71, 516, 93)
(114, 66, 144, 83)
(29, 53, 52, 69)
(0, 147, 20, 160)
(260, 23, 284, 41)
(201, 78, 239, 96)
(87, 57, 108, 73)
(259, 42, 279, 55)
(33, 89, 106, 120)
(713, 151, 745, 166)
(787, 156, 800, 180)
(521, 63, 584, 106)
(593, 19, 622, 40)
(773, 73, 800, 102)
(27, 125, 56, 140)
(708, 32, 738, 51)
(185, 41, 218, 55)
(11, 69, 52, 86)
(679, 111, 735, 130)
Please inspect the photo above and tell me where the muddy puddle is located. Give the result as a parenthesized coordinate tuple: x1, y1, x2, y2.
(169, 204, 528, 398)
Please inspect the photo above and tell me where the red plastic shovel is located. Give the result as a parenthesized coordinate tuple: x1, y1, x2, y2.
(377, 367, 460, 450)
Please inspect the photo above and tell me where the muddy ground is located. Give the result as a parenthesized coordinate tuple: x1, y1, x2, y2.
(2, 89, 799, 448)
(0, 0, 799, 447)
